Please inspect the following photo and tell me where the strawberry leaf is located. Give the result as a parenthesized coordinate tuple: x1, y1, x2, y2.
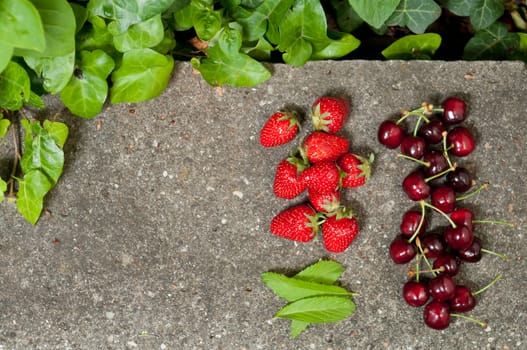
(275, 296, 355, 323)
(290, 320, 309, 338)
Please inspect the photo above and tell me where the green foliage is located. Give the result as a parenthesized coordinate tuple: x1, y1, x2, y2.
(382, 33, 442, 59)
(262, 260, 356, 338)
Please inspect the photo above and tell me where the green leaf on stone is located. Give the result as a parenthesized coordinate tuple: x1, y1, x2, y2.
(463, 22, 519, 60)
(113, 14, 165, 52)
(275, 296, 355, 323)
(0, 0, 45, 52)
(349, 0, 399, 29)
(386, 0, 441, 34)
(293, 260, 345, 285)
(43, 120, 69, 148)
(290, 320, 310, 339)
(16, 170, 53, 225)
(469, 0, 504, 31)
(382, 33, 441, 59)
(0, 61, 31, 111)
(110, 48, 174, 103)
(0, 118, 10, 139)
(26, 92, 45, 109)
(24, 51, 75, 94)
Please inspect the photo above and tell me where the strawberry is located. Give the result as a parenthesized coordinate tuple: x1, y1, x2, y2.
(302, 131, 349, 163)
(299, 161, 341, 195)
(322, 209, 359, 253)
(273, 155, 308, 199)
(308, 189, 341, 213)
(270, 204, 321, 242)
(311, 96, 350, 134)
(337, 153, 374, 188)
(260, 111, 299, 147)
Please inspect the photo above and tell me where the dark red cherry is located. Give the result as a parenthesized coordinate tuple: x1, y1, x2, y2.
(447, 127, 475, 157)
(420, 233, 447, 259)
(430, 186, 456, 214)
(422, 150, 449, 177)
(403, 280, 429, 307)
(450, 208, 474, 232)
(442, 97, 467, 124)
(389, 236, 417, 264)
(433, 253, 461, 276)
(456, 237, 482, 262)
(428, 274, 456, 301)
(402, 170, 430, 201)
(418, 118, 445, 144)
(446, 167, 473, 193)
(400, 135, 426, 159)
(444, 225, 474, 251)
(449, 285, 476, 313)
(378, 120, 405, 149)
(400, 210, 427, 238)
(424, 300, 451, 330)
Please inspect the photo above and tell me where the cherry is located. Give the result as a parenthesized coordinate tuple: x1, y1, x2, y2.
(424, 300, 451, 330)
(400, 210, 427, 238)
(449, 285, 476, 313)
(446, 167, 473, 193)
(378, 120, 405, 149)
(430, 186, 456, 214)
(442, 97, 467, 124)
(428, 274, 456, 301)
(418, 118, 445, 144)
(420, 233, 447, 259)
(422, 150, 449, 177)
(447, 127, 475, 157)
(450, 208, 475, 232)
(402, 170, 431, 201)
(403, 280, 429, 307)
(456, 237, 482, 262)
(433, 253, 461, 276)
(400, 136, 426, 159)
(443, 225, 474, 251)
(389, 236, 417, 264)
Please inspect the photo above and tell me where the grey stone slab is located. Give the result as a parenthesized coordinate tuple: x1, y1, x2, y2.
(1, 60, 526, 350)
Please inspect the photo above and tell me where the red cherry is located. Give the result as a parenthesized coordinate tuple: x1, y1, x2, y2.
(420, 233, 447, 259)
(449, 285, 477, 313)
(424, 300, 451, 330)
(446, 167, 473, 193)
(418, 118, 446, 144)
(447, 127, 475, 157)
(444, 225, 474, 251)
(442, 97, 467, 124)
(402, 170, 431, 201)
(430, 186, 456, 214)
(450, 208, 474, 232)
(389, 236, 417, 264)
(400, 135, 426, 159)
(456, 237, 483, 262)
(433, 253, 461, 276)
(400, 210, 427, 238)
(428, 274, 456, 301)
(403, 280, 429, 307)
(422, 150, 449, 177)
(378, 120, 405, 149)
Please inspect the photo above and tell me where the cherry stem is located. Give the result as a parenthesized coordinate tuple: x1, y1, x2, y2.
(456, 182, 489, 202)
(396, 153, 431, 167)
(441, 131, 454, 168)
(420, 200, 457, 228)
(473, 274, 502, 296)
(396, 104, 432, 126)
(472, 219, 515, 228)
(408, 202, 427, 243)
(424, 162, 457, 183)
(414, 254, 423, 282)
(415, 237, 436, 277)
(450, 313, 488, 328)
(481, 248, 509, 262)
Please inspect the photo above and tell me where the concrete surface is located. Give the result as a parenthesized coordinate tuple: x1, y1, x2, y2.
(0, 60, 526, 350)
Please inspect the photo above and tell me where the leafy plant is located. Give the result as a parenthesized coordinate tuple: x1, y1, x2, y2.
(262, 259, 357, 338)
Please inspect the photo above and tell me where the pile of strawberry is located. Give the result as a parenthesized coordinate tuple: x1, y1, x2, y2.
(260, 96, 373, 253)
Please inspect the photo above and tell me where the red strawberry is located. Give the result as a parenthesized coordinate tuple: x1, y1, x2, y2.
(308, 189, 341, 213)
(337, 153, 374, 188)
(299, 161, 341, 195)
(322, 209, 359, 253)
(273, 155, 308, 199)
(311, 96, 350, 133)
(270, 204, 321, 242)
(302, 131, 349, 163)
(260, 111, 299, 147)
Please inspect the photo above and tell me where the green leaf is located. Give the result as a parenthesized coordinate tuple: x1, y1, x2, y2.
(192, 6, 222, 41)
(0, 118, 10, 138)
(386, 0, 441, 34)
(0, 0, 45, 52)
(237, 0, 295, 42)
(261, 272, 352, 302)
(26, 92, 45, 109)
(443, 0, 473, 17)
(290, 320, 310, 339)
(463, 22, 519, 60)
(293, 260, 345, 285)
(16, 170, 53, 225)
(349, 0, 399, 29)
(382, 33, 442, 59)
(0, 61, 31, 110)
(110, 48, 174, 103)
(275, 296, 355, 323)
(88, 0, 175, 34)
(0, 177, 6, 202)
(70, 2, 89, 33)
(511, 32, 527, 61)
(23, 51, 75, 94)
(76, 16, 115, 53)
(469, 0, 504, 31)
(173, 3, 194, 31)
(0, 42, 14, 74)
(329, 0, 363, 33)
(242, 36, 274, 61)
(43, 120, 69, 148)
(152, 29, 177, 55)
(310, 31, 361, 60)
(113, 14, 165, 52)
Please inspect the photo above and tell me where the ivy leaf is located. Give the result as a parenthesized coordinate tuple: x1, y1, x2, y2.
(76, 16, 115, 53)
(237, 0, 295, 42)
(349, 0, 399, 29)
(110, 48, 174, 103)
(275, 296, 355, 323)
(173, 3, 194, 31)
(112, 14, 165, 52)
(469, 0, 504, 31)
(382, 33, 442, 59)
(70, 2, 89, 33)
(442, 0, 473, 17)
(0, 42, 13, 74)
(16, 170, 53, 225)
(386, 0, 441, 34)
(311, 31, 361, 60)
(23, 51, 75, 94)
(463, 22, 519, 60)
(87, 0, 175, 34)
(510, 32, 527, 61)
(43, 120, 69, 148)
(26, 92, 45, 109)
(329, 0, 363, 33)
(0, 118, 10, 139)
(293, 260, 345, 285)
(0, 177, 6, 202)
(0, 0, 45, 52)
(192, 3, 223, 41)
(60, 50, 115, 118)
(0, 61, 31, 111)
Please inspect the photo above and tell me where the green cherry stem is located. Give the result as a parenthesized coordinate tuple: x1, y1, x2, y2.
(420, 200, 457, 228)
(481, 248, 509, 262)
(456, 182, 489, 202)
(450, 313, 488, 328)
(441, 131, 454, 168)
(473, 219, 515, 227)
(424, 162, 457, 183)
(473, 274, 502, 296)
(396, 153, 431, 167)
(408, 201, 427, 243)
(415, 237, 437, 277)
